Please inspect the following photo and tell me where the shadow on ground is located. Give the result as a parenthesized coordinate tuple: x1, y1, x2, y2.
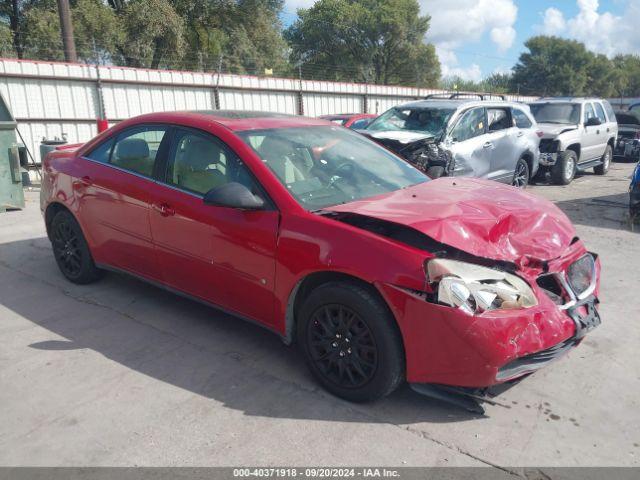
(0, 236, 485, 425)
(553, 192, 635, 232)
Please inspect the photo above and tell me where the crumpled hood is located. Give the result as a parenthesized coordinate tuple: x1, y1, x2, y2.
(537, 123, 579, 138)
(328, 178, 576, 263)
(365, 130, 434, 144)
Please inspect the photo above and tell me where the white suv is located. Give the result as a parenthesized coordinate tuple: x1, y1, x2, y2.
(528, 98, 618, 185)
(362, 94, 541, 188)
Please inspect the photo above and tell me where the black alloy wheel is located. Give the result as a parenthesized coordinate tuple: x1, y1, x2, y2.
(307, 304, 378, 389)
(298, 281, 404, 402)
(52, 217, 83, 278)
(50, 210, 103, 284)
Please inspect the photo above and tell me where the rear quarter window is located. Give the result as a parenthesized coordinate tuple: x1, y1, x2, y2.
(84, 138, 114, 163)
(512, 108, 533, 128)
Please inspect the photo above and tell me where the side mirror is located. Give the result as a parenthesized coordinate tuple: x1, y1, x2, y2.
(586, 117, 601, 127)
(203, 182, 265, 210)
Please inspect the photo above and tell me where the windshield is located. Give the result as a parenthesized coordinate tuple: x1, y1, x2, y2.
(366, 106, 456, 137)
(238, 126, 428, 211)
(529, 103, 581, 124)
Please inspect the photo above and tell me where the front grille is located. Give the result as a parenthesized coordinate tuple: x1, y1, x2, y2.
(496, 337, 580, 380)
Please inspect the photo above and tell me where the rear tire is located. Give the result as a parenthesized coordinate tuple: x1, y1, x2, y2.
(426, 166, 446, 179)
(594, 145, 612, 175)
(511, 158, 529, 188)
(297, 281, 404, 402)
(551, 150, 577, 185)
(50, 210, 103, 284)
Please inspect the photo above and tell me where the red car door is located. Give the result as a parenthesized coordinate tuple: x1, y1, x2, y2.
(147, 126, 280, 326)
(75, 125, 170, 280)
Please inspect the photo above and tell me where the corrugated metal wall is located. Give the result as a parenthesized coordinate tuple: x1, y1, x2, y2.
(0, 58, 538, 162)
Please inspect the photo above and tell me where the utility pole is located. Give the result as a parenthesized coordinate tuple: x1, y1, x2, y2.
(57, 0, 77, 62)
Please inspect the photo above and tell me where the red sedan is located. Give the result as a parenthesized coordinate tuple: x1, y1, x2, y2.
(41, 110, 601, 409)
(319, 113, 378, 129)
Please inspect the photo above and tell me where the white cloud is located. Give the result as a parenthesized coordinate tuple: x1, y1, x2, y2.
(282, 0, 521, 80)
(436, 47, 483, 82)
(422, 0, 518, 50)
(538, 0, 640, 57)
(420, 0, 518, 80)
(539, 7, 566, 35)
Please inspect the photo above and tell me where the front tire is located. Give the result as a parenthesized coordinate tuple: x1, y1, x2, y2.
(50, 210, 103, 284)
(551, 150, 577, 185)
(297, 281, 404, 402)
(594, 145, 612, 175)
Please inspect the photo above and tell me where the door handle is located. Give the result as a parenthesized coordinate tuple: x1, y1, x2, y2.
(483, 141, 493, 148)
(153, 202, 175, 217)
(516, 131, 524, 137)
(80, 175, 93, 186)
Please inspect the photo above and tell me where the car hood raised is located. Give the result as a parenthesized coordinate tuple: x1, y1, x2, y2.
(327, 178, 576, 264)
(537, 123, 579, 137)
(364, 130, 435, 144)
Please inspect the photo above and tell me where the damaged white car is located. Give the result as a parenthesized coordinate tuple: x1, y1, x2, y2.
(529, 97, 618, 185)
(360, 94, 541, 188)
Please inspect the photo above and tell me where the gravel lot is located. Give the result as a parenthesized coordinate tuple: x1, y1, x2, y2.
(0, 161, 638, 468)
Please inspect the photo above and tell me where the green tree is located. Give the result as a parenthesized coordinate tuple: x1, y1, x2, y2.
(118, 0, 184, 69)
(0, 19, 13, 56)
(14, 0, 123, 62)
(284, 0, 440, 86)
(612, 54, 640, 97)
(587, 53, 615, 98)
(512, 36, 594, 96)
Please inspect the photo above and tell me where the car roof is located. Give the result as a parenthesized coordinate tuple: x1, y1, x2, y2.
(120, 110, 331, 132)
(529, 97, 605, 104)
(392, 99, 522, 110)
(320, 113, 374, 119)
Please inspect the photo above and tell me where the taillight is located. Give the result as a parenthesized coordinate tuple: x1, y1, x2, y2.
(536, 130, 544, 138)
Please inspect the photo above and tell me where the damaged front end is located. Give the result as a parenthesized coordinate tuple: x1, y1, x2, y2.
(381, 244, 601, 414)
(322, 179, 602, 413)
(361, 131, 454, 177)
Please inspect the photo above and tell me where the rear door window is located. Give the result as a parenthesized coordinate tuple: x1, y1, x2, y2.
(451, 108, 486, 142)
(111, 126, 168, 177)
(512, 108, 533, 128)
(487, 108, 512, 131)
(594, 102, 607, 123)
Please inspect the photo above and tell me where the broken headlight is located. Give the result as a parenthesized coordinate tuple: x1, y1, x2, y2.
(426, 259, 537, 315)
(566, 254, 596, 300)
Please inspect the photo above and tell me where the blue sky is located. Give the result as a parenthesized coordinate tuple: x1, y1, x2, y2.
(281, 0, 639, 81)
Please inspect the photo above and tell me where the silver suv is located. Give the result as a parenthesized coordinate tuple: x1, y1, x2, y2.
(528, 98, 618, 185)
(361, 94, 541, 187)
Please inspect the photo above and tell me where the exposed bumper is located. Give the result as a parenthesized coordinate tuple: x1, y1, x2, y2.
(615, 139, 640, 159)
(539, 152, 558, 166)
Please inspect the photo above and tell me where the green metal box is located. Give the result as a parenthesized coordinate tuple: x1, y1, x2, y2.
(0, 92, 25, 211)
